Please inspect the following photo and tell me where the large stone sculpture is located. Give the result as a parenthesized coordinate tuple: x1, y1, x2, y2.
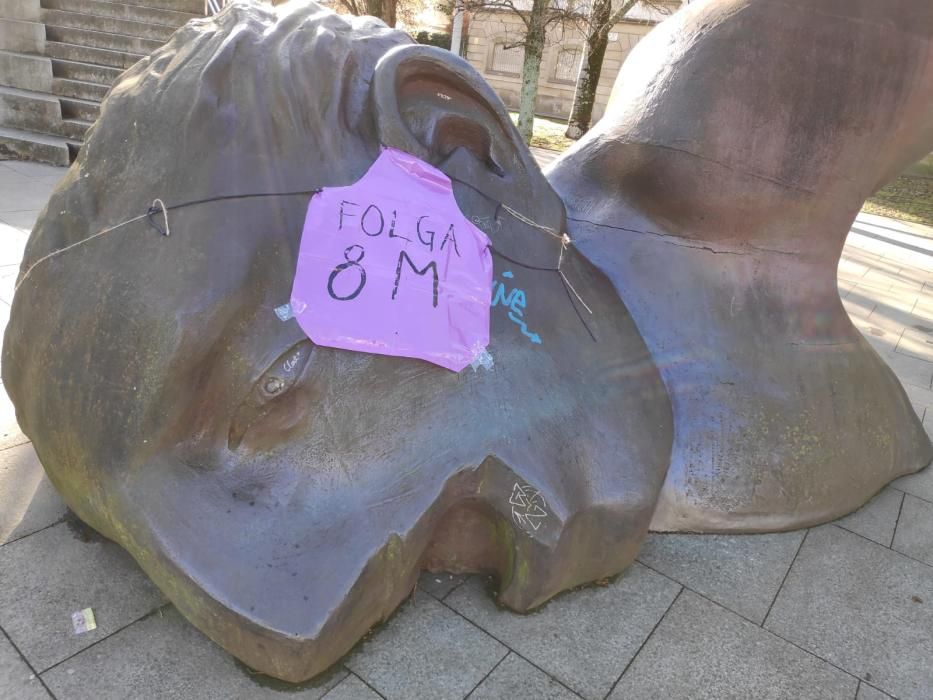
(2, 1, 672, 683)
(549, 0, 933, 532)
(3, 0, 932, 684)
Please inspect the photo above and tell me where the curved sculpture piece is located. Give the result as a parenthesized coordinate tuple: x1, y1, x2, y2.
(549, 0, 933, 532)
(2, 1, 672, 682)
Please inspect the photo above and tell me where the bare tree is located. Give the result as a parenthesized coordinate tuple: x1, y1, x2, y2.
(565, 0, 673, 139)
(334, 0, 399, 27)
(458, 0, 581, 143)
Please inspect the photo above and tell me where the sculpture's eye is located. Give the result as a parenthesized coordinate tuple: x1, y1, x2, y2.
(228, 341, 314, 450)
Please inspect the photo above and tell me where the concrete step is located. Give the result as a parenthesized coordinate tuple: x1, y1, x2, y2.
(0, 18, 46, 53)
(59, 95, 99, 122)
(1, 0, 42, 21)
(0, 85, 63, 136)
(0, 50, 52, 92)
(0, 85, 94, 142)
(52, 76, 107, 101)
(41, 0, 199, 29)
(41, 8, 177, 42)
(50, 56, 121, 85)
(0, 125, 74, 165)
(118, 0, 203, 14)
(46, 40, 145, 70)
(59, 116, 92, 140)
(45, 24, 164, 55)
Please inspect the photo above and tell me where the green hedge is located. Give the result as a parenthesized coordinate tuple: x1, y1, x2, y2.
(414, 31, 452, 50)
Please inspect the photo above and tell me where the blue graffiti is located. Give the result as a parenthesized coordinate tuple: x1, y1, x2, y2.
(491, 270, 542, 344)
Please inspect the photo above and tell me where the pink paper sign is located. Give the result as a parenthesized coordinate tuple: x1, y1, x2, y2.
(290, 148, 493, 372)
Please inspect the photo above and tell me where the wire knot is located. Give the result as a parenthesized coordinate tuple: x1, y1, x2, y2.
(147, 198, 170, 236)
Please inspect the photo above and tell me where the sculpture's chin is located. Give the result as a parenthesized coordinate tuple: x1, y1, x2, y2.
(102, 452, 651, 682)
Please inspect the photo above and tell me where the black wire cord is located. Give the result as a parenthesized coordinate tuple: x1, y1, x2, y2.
(65, 186, 596, 341)
(145, 189, 323, 235)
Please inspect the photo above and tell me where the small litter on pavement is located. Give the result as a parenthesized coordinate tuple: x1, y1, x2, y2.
(71, 608, 97, 634)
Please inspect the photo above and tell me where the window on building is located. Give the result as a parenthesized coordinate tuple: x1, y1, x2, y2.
(490, 42, 524, 75)
(554, 47, 581, 83)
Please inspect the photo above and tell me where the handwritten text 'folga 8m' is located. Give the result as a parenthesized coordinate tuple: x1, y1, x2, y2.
(290, 148, 493, 372)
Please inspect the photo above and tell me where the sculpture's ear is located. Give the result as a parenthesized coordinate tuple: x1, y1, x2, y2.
(371, 44, 565, 267)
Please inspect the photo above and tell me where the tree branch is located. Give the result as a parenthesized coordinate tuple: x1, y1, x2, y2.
(605, 0, 640, 27)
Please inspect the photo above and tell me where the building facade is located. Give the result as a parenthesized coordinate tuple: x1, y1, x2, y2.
(463, 2, 679, 121)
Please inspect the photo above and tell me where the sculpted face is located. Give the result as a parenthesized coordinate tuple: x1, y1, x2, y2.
(8, 0, 932, 683)
(2, 1, 671, 682)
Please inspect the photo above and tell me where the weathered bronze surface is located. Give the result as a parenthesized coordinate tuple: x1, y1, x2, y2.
(2, 1, 671, 682)
(5, 0, 933, 684)
(549, 0, 933, 532)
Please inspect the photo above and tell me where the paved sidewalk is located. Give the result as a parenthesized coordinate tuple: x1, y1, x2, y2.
(1, 158, 932, 700)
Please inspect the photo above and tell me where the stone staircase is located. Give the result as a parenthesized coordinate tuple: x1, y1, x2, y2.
(0, 0, 202, 165)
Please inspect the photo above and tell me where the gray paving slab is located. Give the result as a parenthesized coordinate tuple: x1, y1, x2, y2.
(0, 442, 67, 544)
(898, 326, 933, 362)
(838, 255, 870, 278)
(321, 673, 381, 700)
(834, 487, 904, 546)
(0, 386, 29, 451)
(892, 494, 933, 566)
(0, 221, 27, 267)
(0, 162, 66, 179)
(843, 294, 876, 320)
(765, 525, 933, 700)
(637, 530, 804, 623)
(853, 317, 898, 355)
(445, 564, 681, 700)
(418, 571, 466, 600)
(0, 181, 54, 213)
(469, 652, 580, 700)
(883, 351, 933, 389)
(0, 167, 31, 186)
(893, 462, 933, 502)
(0, 209, 40, 234)
(857, 682, 894, 699)
(611, 591, 857, 700)
(901, 382, 933, 419)
(0, 265, 17, 306)
(346, 595, 506, 700)
(0, 632, 49, 699)
(42, 606, 345, 699)
(0, 520, 165, 672)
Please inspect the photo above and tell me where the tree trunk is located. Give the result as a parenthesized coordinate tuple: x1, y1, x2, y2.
(566, 0, 635, 139)
(516, 0, 548, 144)
(362, 0, 396, 26)
(384, 0, 396, 28)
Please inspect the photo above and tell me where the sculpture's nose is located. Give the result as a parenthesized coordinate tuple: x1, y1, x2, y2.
(419, 458, 652, 614)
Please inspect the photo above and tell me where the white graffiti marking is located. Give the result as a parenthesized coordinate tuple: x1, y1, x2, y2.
(509, 482, 548, 532)
(283, 350, 302, 373)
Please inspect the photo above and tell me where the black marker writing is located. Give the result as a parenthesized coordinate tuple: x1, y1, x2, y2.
(440, 224, 460, 257)
(338, 200, 359, 230)
(361, 204, 384, 237)
(327, 245, 367, 301)
(387, 209, 410, 242)
(416, 215, 435, 251)
(392, 250, 439, 308)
